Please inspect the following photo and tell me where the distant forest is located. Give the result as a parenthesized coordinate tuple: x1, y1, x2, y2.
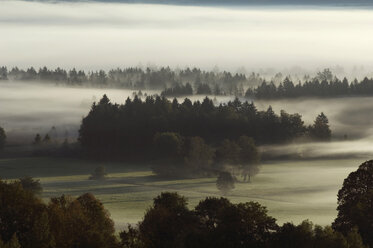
(2, 66, 373, 99)
(0, 66, 255, 95)
(246, 69, 373, 99)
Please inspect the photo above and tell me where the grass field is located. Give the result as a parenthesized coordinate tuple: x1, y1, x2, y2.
(0, 156, 364, 230)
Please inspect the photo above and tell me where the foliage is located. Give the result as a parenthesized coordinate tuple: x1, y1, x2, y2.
(89, 166, 108, 180)
(216, 171, 235, 195)
(0, 234, 21, 248)
(0, 180, 119, 248)
(245, 70, 373, 99)
(271, 220, 366, 248)
(47, 193, 118, 248)
(79, 95, 323, 161)
(183, 136, 215, 176)
(19, 176, 43, 195)
(120, 193, 278, 248)
(0, 175, 369, 248)
(33, 134, 42, 145)
(0, 127, 5, 151)
(309, 112, 331, 141)
(3, 66, 249, 94)
(333, 160, 373, 247)
(5, 65, 373, 99)
(216, 135, 261, 182)
(161, 83, 193, 96)
(0, 180, 53, 248)
(136, 192, 197, 248)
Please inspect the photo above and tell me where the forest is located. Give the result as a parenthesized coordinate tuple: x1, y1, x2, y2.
(0, 66, 251, 95)
(1, 159, 373, 248)
(3, 66, 373, 99)
(245, 72, 373, 99)
(78, 95, 330, 176)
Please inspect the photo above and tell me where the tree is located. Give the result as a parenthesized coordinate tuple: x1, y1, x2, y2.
(333, 160, 373, 247)
(0, 127, 5, 151)
(271, 220, 366, 248)
(120, 225, 143, 248)
(33, 134, 42, 145)
(153, 132, 183, 159)
(152, 132, 184, 177)
(19, 176, 43, 195)
(216, 171, 235, 195)
(137, 192, 198, 248)
(89, 166, 108, 180)
(316, 68, 334, 82)
(183, 137, 215, 176)
(215, 139, 241, 166)
(48, 193, 118, 248)
(43, 134, 51, 144)
(0, 180, 53, 248)
(1, 234, 21, 248)
(310, 112, 331, 141)
(194, 197, 277, 248)
(237, 136, 260, 182)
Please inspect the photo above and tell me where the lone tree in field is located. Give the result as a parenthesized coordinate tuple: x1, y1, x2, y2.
(333, 160, 373, 247)
(216, 171, 235, 195)
(89, 166, 108, 180)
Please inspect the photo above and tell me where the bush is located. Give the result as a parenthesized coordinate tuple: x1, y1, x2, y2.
(89, 166, 108, 180)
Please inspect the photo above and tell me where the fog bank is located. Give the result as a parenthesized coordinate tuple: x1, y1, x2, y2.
(2, 82, 373, 163)
(1, 1, 373, 73)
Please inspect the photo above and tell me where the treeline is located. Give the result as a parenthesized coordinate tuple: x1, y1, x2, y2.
(79, 95, 331, 161)
(0, 66, 259, 94)
(3, 159, 373, 248)
(246, 69, 373, 99)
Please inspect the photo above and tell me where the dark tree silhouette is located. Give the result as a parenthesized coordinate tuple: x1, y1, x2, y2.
(310, 112, 331, 141)
(216, 171, 235, 195)
(33, 134, 42, 145)
(89, 166, 108, 180)
(272, 220, 366, 248)
(43, 134, 51, 144)
(0, 180, 53, 248)
(136, 192, 198, 248)
(48, 194, 118, 248)
(19, 176, 43, 195)
(333, 160, 373, 247)
(0, 127, 6, 151)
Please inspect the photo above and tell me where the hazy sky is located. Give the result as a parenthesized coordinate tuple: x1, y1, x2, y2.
(1, 1, 373, 72)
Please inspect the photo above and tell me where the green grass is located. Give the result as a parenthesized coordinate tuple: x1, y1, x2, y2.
(0, 156, 365, 230)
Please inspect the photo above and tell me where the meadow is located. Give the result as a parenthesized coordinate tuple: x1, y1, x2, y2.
(0, 156, 364, 230)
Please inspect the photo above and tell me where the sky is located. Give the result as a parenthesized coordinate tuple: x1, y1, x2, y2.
(1, 0, 373, 73)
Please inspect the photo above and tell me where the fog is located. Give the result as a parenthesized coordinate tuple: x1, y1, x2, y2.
(2, 1, 373, 74)
(0, 82, 158, 144)
(255, 97, 373, 160)
(1, 81, 373, 162)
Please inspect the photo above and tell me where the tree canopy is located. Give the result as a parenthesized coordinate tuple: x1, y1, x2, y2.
(333, 160, 373, 247)
(0, 179, 118, 248)
(79, 95, 329, 161)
